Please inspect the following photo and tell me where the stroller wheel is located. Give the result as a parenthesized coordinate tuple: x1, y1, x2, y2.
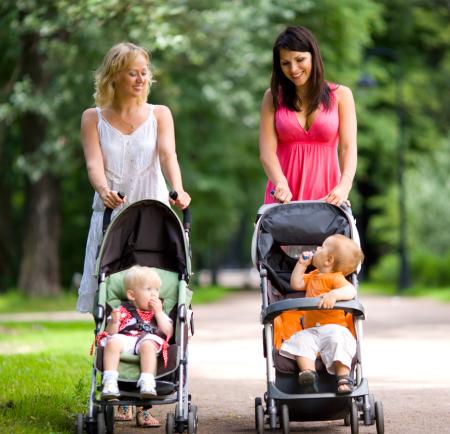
(350, 400, 359, 434)
(344, 412, 350, 426)
(97, 410, 106, 434)
(76, 413, 84, 434)
(280, 404, 289, 434)
(105, 404, 115, 433)
(166, 412, 175, 434)
(375, 401, 384, 434)
(255, 397, 264, 434)
(188, 404, 198, 433)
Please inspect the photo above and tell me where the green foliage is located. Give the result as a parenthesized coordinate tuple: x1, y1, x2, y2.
(369, 250, 450, 287)
(368, 253, 399, 284)
(1, 0, 448, 290)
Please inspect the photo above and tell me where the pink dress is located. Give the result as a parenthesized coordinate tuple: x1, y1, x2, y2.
(264, 91, 340, 204)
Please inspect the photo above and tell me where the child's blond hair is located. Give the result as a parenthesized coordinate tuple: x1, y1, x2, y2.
(124, 265, 161, 291)
(328, 234, 364, 276)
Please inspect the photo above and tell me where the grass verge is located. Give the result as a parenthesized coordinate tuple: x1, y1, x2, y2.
(0, 321, 92, 433)
(0, 285, 239, 314)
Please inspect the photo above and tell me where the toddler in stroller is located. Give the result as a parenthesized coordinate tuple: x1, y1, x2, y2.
(279, 234, 363, 395)
(100, 265, 173, 401)
(252, 200, 384, 434)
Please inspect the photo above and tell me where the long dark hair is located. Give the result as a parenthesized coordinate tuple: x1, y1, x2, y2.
(270, 26, 332, 114)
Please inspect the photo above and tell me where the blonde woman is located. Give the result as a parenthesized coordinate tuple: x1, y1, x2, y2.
(77, 42, 190, 427)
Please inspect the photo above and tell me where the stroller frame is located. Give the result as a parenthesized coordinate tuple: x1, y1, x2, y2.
(77, 199, 198, 434)
(252, 201, 384, 434)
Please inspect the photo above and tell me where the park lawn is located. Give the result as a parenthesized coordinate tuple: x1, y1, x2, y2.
(0, 321, 92, 433)
(0, 285, 239, 314)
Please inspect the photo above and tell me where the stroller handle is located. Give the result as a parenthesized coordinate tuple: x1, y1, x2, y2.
(169, 190, 191, 231)
(102, 191, 125, 235)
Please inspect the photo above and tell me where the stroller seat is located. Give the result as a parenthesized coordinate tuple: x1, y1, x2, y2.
(95, 267, 184, 388)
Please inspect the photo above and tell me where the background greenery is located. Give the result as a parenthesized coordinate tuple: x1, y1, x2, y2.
(0, 0, 449, 296)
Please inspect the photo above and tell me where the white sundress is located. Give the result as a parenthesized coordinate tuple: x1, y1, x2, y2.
(76, 104, 169, 313)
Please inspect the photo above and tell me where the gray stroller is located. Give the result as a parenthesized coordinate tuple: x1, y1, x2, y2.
(251, 200, 384, 433)
(76, 197, 198, 434)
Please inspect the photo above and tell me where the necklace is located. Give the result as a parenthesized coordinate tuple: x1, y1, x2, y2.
(119, 115, 136, 130)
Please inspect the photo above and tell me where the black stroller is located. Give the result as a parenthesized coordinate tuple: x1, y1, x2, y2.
(251, 200, 384, 433)
(76, 198, 198, 434)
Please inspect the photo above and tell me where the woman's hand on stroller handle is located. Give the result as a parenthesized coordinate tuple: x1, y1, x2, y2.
(101, 188, 126, 210)
(169, 190, 191, 210)
(270, 180, 292, 203)
(169, 190, 191, 231)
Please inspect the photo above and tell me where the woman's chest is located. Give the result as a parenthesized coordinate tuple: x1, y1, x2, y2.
(276, 105, 339, 144)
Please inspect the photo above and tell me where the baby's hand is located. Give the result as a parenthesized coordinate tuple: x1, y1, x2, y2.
(298, 251, 313, 267)
(318, 293, 337, 309)
(148, 295, 163, 313)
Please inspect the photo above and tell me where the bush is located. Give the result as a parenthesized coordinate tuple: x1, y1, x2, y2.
(369, 250, 450, 287)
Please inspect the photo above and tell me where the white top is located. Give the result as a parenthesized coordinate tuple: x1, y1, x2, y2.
(77, 105, 169, 313)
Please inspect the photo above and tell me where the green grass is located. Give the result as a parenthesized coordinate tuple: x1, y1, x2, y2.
(191, 285, 240, 304)
(0, 285, 238, 314)
(0, 290, 78, 314)
(0, 321, 92, 433)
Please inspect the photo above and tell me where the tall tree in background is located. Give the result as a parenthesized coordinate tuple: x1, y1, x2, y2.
(10, 0, 448, 292)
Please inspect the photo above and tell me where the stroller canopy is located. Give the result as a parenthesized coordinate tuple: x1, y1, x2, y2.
(97, 200, 189, 278)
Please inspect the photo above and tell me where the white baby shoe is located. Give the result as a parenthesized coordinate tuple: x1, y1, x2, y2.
(138, 375, 157, 399)
(101, 379, 120, 400)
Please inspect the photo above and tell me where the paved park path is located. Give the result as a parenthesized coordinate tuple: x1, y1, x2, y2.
(3, 291, 450, 433)
(113, 291, 450, 434)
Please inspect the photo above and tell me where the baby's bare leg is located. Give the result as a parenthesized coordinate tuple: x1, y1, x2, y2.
(296, 356, 316, 372)
(334, 361, 350, 376)
(103, 337, 124, 371)
(139, 340, 158, 374)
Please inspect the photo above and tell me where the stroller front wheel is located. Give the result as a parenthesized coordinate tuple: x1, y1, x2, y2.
(280, 404, 289, 434)
(76, 413, 84, 434)
(255, 397, 264, 434)
(375, 401, 384, 434)
(350, 400, 359, 434)
(166, 412, 175, 434)
(97, 410, 106, 434)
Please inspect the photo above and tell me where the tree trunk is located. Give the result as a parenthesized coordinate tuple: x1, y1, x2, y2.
(0, 162, 15, 292)
(18, 173, 60, 295)
(17, 23, 61, 295)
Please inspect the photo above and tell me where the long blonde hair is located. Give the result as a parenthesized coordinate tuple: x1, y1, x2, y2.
(94, 42, 153, 107)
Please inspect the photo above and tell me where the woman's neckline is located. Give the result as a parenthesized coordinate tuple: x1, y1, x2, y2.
(99, 105, 153, 136)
